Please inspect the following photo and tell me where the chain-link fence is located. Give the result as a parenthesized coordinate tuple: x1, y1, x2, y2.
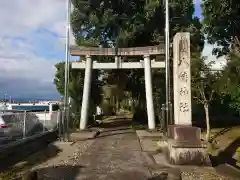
(0, 110, 60, 145)
(159, 102, 173, 135)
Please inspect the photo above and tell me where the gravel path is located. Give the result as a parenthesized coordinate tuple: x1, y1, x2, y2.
(73, 127, 153, 180)
(36, 126, 154, 180)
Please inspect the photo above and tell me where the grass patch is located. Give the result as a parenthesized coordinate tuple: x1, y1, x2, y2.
(205, 126, 240, 168)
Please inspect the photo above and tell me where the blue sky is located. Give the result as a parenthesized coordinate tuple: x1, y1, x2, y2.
(194, 0, 202, 18)
(0, 0, 225, 100)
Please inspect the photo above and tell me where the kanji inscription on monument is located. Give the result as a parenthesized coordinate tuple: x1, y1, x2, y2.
(179, 71, 188, 82)
(179, 102, 189, 112)
(179, 87, 189, 96)
(173, 32, 192, 125)
(178, 37, 190, 67)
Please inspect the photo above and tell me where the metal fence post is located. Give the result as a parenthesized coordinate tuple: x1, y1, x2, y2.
(57, 110, 63, 141)
(66, 107, 70, 141)
(169, 102, 173, 125)
(57, 110, 60, 131)
(43, 110, 46, 132)
(61, 108, 66, 142)
(161, 104, 166, 135)
(23, 111, 27, 138)
(93, 114, 96, 125)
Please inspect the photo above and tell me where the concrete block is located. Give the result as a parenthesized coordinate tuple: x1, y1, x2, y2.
(136, 130, 163, 139)
(140, 139, 160, 152)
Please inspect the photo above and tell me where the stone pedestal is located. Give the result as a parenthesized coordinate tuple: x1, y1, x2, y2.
(166, 125, 211, 165)
(167, 125, 202, 147)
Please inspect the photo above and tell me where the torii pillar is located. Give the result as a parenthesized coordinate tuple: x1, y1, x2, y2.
(79, 55, 93, 130)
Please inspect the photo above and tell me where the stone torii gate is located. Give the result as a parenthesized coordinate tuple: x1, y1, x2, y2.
(69, 32, 209, 165)
(70, 45, 165, 130)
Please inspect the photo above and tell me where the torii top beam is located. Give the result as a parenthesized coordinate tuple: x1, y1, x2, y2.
(70, 45, 165, 56)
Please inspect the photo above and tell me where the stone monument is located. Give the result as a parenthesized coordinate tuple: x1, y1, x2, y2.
(166, 32, 210, 165)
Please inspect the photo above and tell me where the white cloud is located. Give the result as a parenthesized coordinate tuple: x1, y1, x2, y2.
(202, 41, 227, 70)
(0, 37, 59, 99)
(0, 0, 76, 100)
(0, 0, 65, 36)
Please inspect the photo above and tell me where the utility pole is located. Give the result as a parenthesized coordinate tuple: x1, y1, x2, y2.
(63, 0, 71, 141)
(165, 0, 170, 125)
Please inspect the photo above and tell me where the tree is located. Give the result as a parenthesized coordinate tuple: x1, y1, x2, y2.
(54, 62, 84, 109)
(229, 87, 240, 113)
(219, 53, 240, 113)
(202, 0, 240, 56)
(70, 0, 204, 122)
(54, 62, 102, 127)
(191, 56, 222, 141)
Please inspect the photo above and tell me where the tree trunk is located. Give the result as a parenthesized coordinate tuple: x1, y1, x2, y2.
(116, 95, 119, 112)
(204, 103, 211, 142)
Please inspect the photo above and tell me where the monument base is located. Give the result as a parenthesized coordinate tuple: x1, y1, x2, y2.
(166, 125, 211, 166)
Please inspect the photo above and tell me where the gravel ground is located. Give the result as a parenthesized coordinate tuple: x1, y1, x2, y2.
(181, 166, 240, 180)
(0, 138, 95, 180)
(37, 140, 95, 167)
(33, 139, 95, 180)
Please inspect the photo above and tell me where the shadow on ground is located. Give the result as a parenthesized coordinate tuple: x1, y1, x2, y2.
(0, 143, 61, 178)
(95, 131, 134, 139)
(36, 165, 84, 180)
(210, 137, 240, 170)
(102, 127, 132, 133)
(92, 118, 135, 138)
(97, 119, 132, 129)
